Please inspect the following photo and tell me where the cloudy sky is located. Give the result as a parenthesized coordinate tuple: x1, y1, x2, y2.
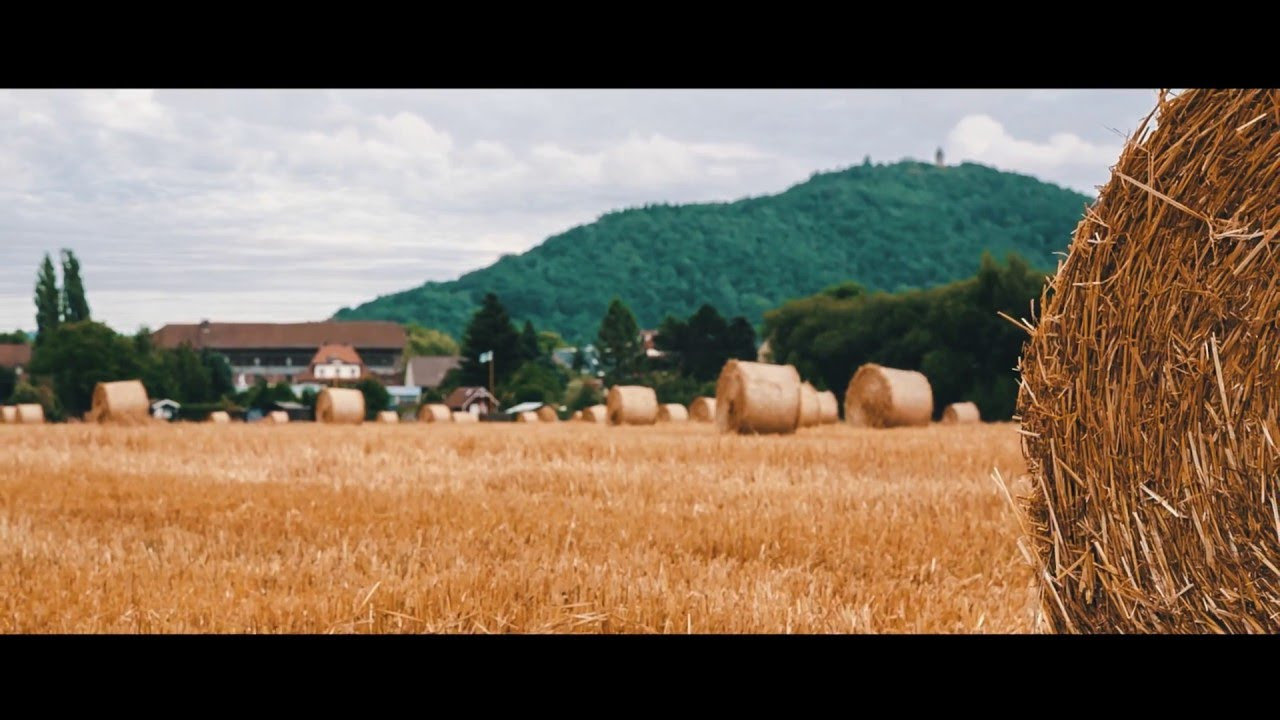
(0, 89, 1159, 334)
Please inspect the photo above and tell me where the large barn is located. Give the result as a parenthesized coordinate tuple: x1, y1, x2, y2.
(152, 321, 406, 388)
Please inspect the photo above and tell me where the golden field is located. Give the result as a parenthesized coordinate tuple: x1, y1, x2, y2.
(0, 422, 1037, 633)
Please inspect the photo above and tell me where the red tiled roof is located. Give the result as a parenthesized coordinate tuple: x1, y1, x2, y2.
(0, 343, 32, 368)
(308, 343, 364, 366)
(405, 356, 461, 389)
(152, 321, 406, 350)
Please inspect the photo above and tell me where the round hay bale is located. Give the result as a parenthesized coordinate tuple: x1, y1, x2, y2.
(90, 380, 150, 424)
(266, 410, 289, 424)
(452, 411, 478, 423)
(817, 390, 839, 424)
(417, 404, 452, 423)
(208, 411, 231, 424)
(316, 388, 364, 424)
(536, 405, 559, 422)
(657, 403, 688, 422)
(715, 360, 801, 435)
(15, 404, 44, 424)
(376, 410, 399, 424)
(941, 402, 980, 424)
(797, 382, 822, 428)
(607, 385, 658, 426)
(0, 405, 16, 423)
(581, 404, 607, 423)
(843, 364, 932, 428)
(516, 411, 539, 423)
(1018, 89, 1280, 633)
(571, 410, 583, 421)
(689, 397, 716, 423)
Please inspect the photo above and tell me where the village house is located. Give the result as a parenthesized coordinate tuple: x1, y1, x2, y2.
(404, 356, 461, 390)
(294, 343, 368, 384)
(444, 386, 499, 415)
(0, 343, 32, 378)
(152, 321, 406, 389)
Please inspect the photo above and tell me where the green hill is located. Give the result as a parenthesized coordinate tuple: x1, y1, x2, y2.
(333, 160, 1090, 343)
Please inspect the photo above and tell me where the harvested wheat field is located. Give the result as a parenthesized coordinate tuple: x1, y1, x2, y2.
(0, 422, 1035, 633)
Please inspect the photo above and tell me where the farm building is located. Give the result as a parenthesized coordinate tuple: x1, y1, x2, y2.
(294, 343, 368, 384)
(445, 386, 498, 416)
(404, 356, 461, 390)
(152, 321, 406, 389)
(0, 343, 31, 377)
(150, 399, 181, 421)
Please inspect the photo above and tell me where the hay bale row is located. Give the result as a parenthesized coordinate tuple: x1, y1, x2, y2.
(266, 410, 289, 424)
(536, 405, 559, 422)
(716, 360, 801, 435)
(657, 403, 688, 422)
(376, 411, 399, 424)
(418, 404, 452, 423)
(797, 382, 822, 428)
(607, 386, 657, 426)
(844, 364, 932, 428)
(515, 411, 538, 423)
(452, 411, 478, 423)
(13, 404, 44, 424)
(689, 397, 716, 423)
(941, 402, 979, 424)
(316, 388, 363, 424)
(208, 411, 231, 424)
(89, 380, 150, 424)
(0, 406, 15, 423)
(581, 405, 607, 423)
(1018, 88, 1280, 633)
(570, 410, 583, 421)
(817, 390, 839, 424)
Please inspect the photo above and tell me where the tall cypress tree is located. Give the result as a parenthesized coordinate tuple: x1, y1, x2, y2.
(458, 293, 522, 387)
(60, 249, 91, 323)
(596, 297, 641, 378)
(33, 253, 61, 345)
(518, 320, 540, 365)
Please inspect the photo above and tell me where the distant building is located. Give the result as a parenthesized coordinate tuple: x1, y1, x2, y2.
(151, 399, 180, 421)
(295, 343, 367, 384)
(640, 330, 665, 359)
(404, 356, 461, 390)
(152, 321, 406, 389)
(757, 339, 773, 363)
(552, 345, 602, 375)
(0, 343, 32, 378)
(444, 386, 499, 415)
(935, 147, 945, 168)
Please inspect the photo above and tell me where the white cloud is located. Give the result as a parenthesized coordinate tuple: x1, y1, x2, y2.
(946, 114, 1122, 190)
(78, 90, 175, 136)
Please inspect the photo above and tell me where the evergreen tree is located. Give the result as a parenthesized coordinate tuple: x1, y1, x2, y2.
(518, 320, 540, 365)
(60, 249, 91, 323)
(458, 293, 521, 387)
(33, 254, 61, 345)
(596, 298, 641, 379)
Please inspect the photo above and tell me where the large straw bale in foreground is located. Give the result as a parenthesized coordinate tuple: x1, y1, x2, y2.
(14, 404, 44, 424)
(418, 404, 452, 423)
(844, 364, 932, 428)
(1018, 89, 1280, 633)
(715, 360, 801, 435)
(536, 405, 559, 422)
(607, 386, 658, 426)
(657, 403, 688, 422)
(89, 380, 150, 424)
(797, 382, 821, 428)
(941, 402, 980, 424)
(316, 388, 364, 424)
(581, 404, 607, 423)
(817, 391, 839, 424)
(689, 397, 716, 423)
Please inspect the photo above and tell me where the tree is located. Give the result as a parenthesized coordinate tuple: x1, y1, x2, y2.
(7, 380, 61, 421)
(201, 349, 235, 400)
(724, 317, 757, 364)
(518, 320, 540, 366)
(33, 254, 61, 346)
(60, 249, 91, 323)
(28, 321, 142, 418)
(403, 323, 459, 357)
(355, 378, 391, 420)
(565, 378, 603, 412)
(571, 347, 586, 372)
(596, 298, 641, 379)
(163, 342, 213, 404)
(0, 366, 16, 402)
(458, 293, 522, 388)
(0, 330, 28, 344)
(537, 330, 567, 356)
(655, 304, 757, 382)
(503, 360, 566, 406)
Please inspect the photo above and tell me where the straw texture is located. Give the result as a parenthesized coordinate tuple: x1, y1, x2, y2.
(715, 360, 801, 435)
(316, 388, 364, 424)
(844, 364, 932, 428)
(817, 391, 839, 424)
(798, 382, 822, 428)
(942, 402, 980, 424)
(689, 397, 716, 423)
(607, 386, 658, 426)
(1018, 89, 1280, 633)
(658, 403, 689, 422)
(89, 380, 150, 424)
(418, 404, 452, 423)
(536, 405, 559, 422)
(581, 405, 608, 423)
